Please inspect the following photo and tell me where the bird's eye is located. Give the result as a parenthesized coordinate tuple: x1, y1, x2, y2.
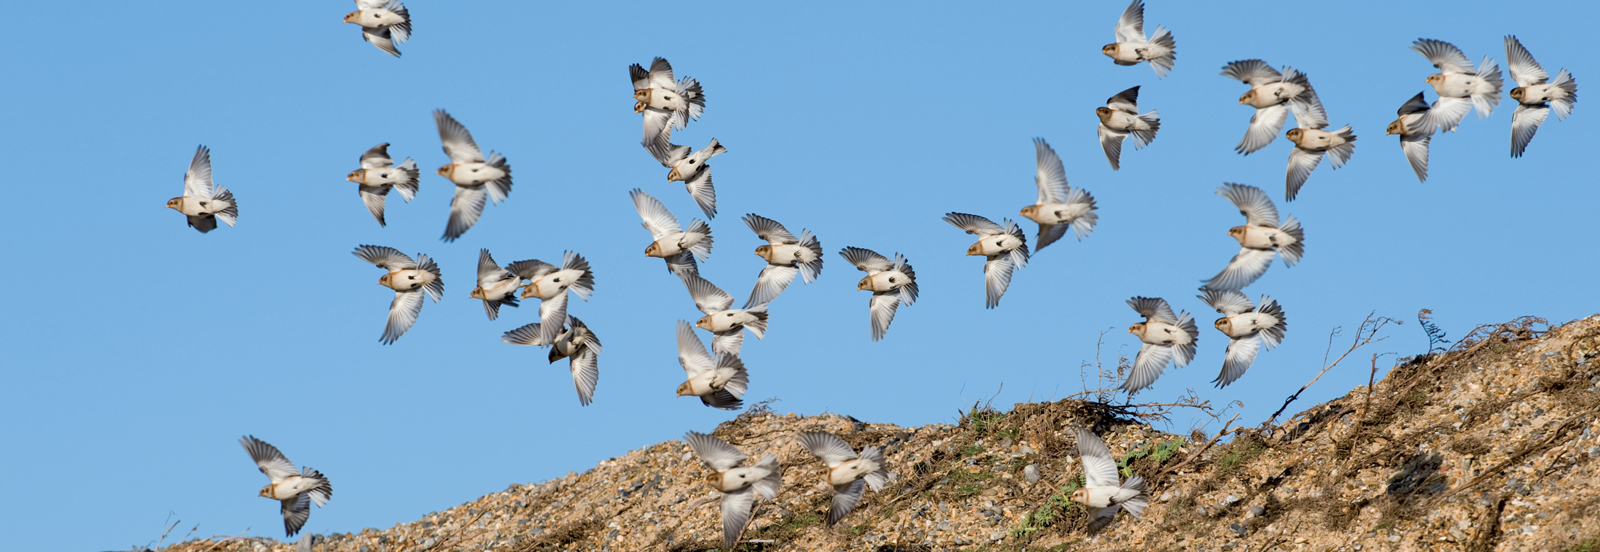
(888, 277, 896, 283)
(726, 313, 734, 317)
(688, 160, 696, 164)
(554, 278, 562, 283)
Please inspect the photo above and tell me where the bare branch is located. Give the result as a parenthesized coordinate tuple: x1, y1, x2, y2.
(1267, 312, 1401, 426)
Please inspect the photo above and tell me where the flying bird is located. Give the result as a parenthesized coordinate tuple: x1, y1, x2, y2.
(674, 321, 750, 409)
(1198, 289, 1287, 388)
(645, 137, 724, 219)
(1019, 138, 1098, 252)
(743, 214, 823, 308)
(683, 431, 782, 550)
(797, 431, 896, 526)
(630, 57, 706, 142)
(1201, 183, 1304, 292)
(1221, 60, 1326, 154)
(1070, 428, 1148, 534)
(1122, 296, 1197, 394)
(840, 247, 918, 341)
(346, 143, 419, 226)
(1283, 121, 1356, 201)
(1411, 39, 1503, 132)
(166, 145, 238, 233)
(682, 272, 768, 356)
(943, 213, 1028, 308)
(517, 251, 597, 347)
(630, 188, 712, 276)
(503, 316, 603, 406)
(469, 249, 525, 321)
(353, 245, 443, 344)
(342, 0, 410, 57)
(1101, 0, 1176, 78)
(433, 110, 512, 242)
(1504, 35, 1578, 158)
(239, 436, 332, 537)
(1386, 92, 1435, 182)
(1096, 86, 1161, 170)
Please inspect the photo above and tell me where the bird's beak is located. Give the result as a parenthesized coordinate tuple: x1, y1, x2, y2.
(966, 243, 982, 256)
(644, 243, 661, 257)
(469, 287, 484, 299)
(342, 11, 359, 23)
(857, 276, 871, 291)
(696, 317, 711, 330)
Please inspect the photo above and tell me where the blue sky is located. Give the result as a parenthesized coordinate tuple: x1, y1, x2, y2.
(1, 1, 1595, 549)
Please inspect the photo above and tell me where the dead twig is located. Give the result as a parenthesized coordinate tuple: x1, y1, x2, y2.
(1267, 312, 1400, 426)
(1159, 413, 1240, 476)
(200, 527, 252, 552)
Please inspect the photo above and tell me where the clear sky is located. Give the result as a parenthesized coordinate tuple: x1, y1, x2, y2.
(1, 1, 1594, 549)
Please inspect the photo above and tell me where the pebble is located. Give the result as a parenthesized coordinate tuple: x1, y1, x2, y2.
(1023, 464, 1040, 483)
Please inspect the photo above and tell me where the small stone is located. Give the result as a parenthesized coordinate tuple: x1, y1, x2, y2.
(1223, 495, 1241, 505)
(1023, 464, 1040, 483)
(1159, 492, 1174, 502)
(1389, 535, 1400, 542)
(420, 537, 438, 549)
(1020, 445, 1035, 455)
(1248, 506, 1265, 517)
(936, 521, 951, 531)
(1229, 523, 1247, 537)
(296, 535, 313, 552)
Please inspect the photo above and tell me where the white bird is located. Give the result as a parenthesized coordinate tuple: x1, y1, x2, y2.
(433, 109, 512, 242)
(1412, 39, 1504, 132)
(1096, 86, 1161, 170)
(630, 188, 712, 276)
(1504, 35, 1578, 158)
(1198, 289, 1287, 388)
(943, 213, 1028, 309)
(1221, 60, 1326, 155)
(645, 137, 725, 219)
(674, 321, 750, 409)
(342, 0, 410, 58)
(683, 431, 782, 550)
(503, 316, 602, 406)
(743, 214, 824, 308)
(1201, 183, 1304, 292)
(1385, 92, 1435, 182)
(840, 247, 918, 341)
(239, 436, 332, 537)
(797, 431, 897, 526)
(346, 143, 419, 226)
(166, 145, 238, 233)
(682, 272, 769, 356)
(517, 252, 597, 348)
(353, 245, 443, 345)
(1101, 0, 1176, 78)
(1122, 296, 1198, 394)
(469, 249, 525, 321)
(1069, 428, 1148, 534)
(1019, 138, 1098, 252)
(630, 57, 706, 143)
(1283, 120, 1356, 201)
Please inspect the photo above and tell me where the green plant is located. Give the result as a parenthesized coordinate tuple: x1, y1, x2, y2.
(1117, 438, 1187, 477)
(1010, 475, 1084, 539)
(962, 444, 983, 457)
(1565, 538, 1598, 552)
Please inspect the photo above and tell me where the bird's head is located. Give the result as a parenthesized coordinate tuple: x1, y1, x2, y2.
(965, 242, 983, 256)
(1385, 119, 1406, 136)
(1069, 487, 1088, 504)
(469, 286, 485, 300)
(857, 275, 873, 291)
(633, 90, 651, 113)
(1101, 44, 1118, 56)
(1509, 87, 1525, 101)
(1019, 205, 1038, 218)
(676, 381, 693, 397)
(165, 197, 183, 210)
(258, 485, 275, 498)
(695, 316, 713, 330)
(1128, 322, 1145, 335)
(1094, 106, 1115, 122)
(703, 472, 723, 487)
(378, 273, 392, 287)
(644, 242, 663, 257)
(1238, 90, 1255, 104)
(347, 169, 364, 182)
(436, 165, 451, 177)
(1228, 226, 1246, 239)
(1285, 128, 1304, 142)
(1424, 74, 1444, 86)
(753, 245, 771, 259)
(342, 11, 360, 23)
(666, 167, 683, 181)
(1215, 317, 1233, 333)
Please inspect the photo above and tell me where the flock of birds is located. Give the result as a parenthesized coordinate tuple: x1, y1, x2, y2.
(168, 0, 1579, 543)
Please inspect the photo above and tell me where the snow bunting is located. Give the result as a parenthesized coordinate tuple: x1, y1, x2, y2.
(674, 321, 750, 410)
(683, 272, 768, 356)
(503, 316, 602, 406)
(629, 57, 706, 142)
(1412, 39, 1503, 132)
(840, 246, 918, 341)
(1505, 35, 1577, 158)
(1386, 92, 1434, 182)
(683, 431, 781, 550)
(1070, 428, 1148, 534)
(743, 214, 823, 308)
(1122, 296, 1198, 394)
(645, 136, 724, 219)
(433, 109, 512, 242)
(1201, 183, 1304, 292)
(1198, 289, 1287, 388)
(1283, 121, 1356, 201)
(1221, 60, 1326, 154)
(469, 248, 525, 321)
(353, 245, 442, 344)
(342, 0, 410, 58)
(239, 436, 332, 537)
(797, 431, 897, 526)
(346, 143, 419, 226)
(630, 188, 712, 276)
(1101, 0, 1176, 78)
(516, 251, 596, 347)
(166, 145, 238, 233)
(1019, 138, 1098, 252)
(1096, 86, 1161, 170)
(943, 213, 1028, 308)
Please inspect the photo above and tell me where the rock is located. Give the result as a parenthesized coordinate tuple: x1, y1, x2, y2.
(419, 537, 437, 550)
(1159, 492, 1174, 502)
(1223, 495, 1241, 505)
(936, 521, 950, 532)
(295, 535, 312, 552)
(1023, 464, 1040, 483)
(1229, 523, 1247, 537)
(1248, 506, 1264, 518)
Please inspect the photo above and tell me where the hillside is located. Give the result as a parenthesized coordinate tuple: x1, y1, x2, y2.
(166, 315, 1600, 552)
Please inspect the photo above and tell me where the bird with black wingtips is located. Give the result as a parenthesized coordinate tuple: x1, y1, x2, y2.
(239, 436, 332, 537)
(630, 188, 712, 276)
(1101, 0, 1176, 78)
(682, 272, 768, 356)
(1201, 183, 1304, 292)
(1221, 60, 1326, 155)
(469, 249, 525, 321)
(503, 316, 602, 406)
(646, 136, 724, 219)
(1019, 138, 1098, 253)
(840, 247, 918, 341)
(433, 109, 512, 242)
(1386, 92, 1435, 182)
(674, 321, 750, 409)
(353, 245, 442, 344)
(166, 145, 238, 233)
(797, 431, 897, 526)
(1096, 86, 1161, 171)
(1198, 289, 1287, 388)
(683, 431, 781, 550)
(630, 57, 706, 143)
(743, 214, 823, 308)
(516, 252, 596, 348)
(1504, 35, 1577, 158)
(1070, 428, 1148, 534)
(1284, 117, 1356, 201)
(343, 0, 410, 57)
(346, 143, 419, 226)
(943, 213, 1028, 309)
(1122, 296, 1197, 394)
(1411, 39, 1503, 133)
